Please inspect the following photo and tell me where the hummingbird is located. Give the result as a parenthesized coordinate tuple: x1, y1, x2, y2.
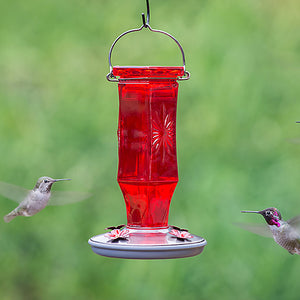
(240, 207, 300, 255)
(2, 176, 90, 223)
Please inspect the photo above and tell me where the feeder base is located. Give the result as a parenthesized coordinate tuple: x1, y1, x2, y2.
(88, 227, 207, 259)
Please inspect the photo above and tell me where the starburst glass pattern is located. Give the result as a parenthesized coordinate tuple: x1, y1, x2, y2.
(152, 108, 176, 159)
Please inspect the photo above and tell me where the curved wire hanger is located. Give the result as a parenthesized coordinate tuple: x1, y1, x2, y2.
(107, 0, 190, 81)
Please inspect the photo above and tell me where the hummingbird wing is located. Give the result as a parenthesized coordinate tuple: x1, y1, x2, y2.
(287, 216, 300, 240)
(47, 191, 92, 206)
(235, 222, 273, 238)
(0, 181, 30, 203)
(287, 215, 300, 230)
(289, 138, 300, 144)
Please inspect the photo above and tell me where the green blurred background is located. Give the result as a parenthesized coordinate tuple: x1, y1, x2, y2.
(0, 0, 300, 299)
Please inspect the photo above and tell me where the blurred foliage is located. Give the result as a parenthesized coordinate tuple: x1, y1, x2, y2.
(0, 0, 300, 299)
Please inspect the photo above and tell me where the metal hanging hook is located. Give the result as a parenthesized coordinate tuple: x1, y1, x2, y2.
(141, 0, 150, 28)
(106, 0, 190, 82)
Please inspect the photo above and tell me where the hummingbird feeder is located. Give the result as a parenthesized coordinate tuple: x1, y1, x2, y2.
(88, 0, 207, 259)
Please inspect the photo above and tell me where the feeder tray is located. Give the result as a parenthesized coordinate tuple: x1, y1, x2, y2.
(89, 227, 206, 259)
(88, 0, 207, 259)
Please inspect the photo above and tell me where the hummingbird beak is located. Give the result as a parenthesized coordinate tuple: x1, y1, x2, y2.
(53, 178, 71, 182)
(241, 210, 261, 214)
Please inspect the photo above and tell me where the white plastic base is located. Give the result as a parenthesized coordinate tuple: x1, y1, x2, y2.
(88, 227, 207, 259)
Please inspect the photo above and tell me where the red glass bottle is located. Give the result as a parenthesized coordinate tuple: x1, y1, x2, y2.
(114, 66, 184, 228)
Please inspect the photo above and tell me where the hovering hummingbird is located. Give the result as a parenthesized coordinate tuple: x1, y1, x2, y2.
(2, 176, 90, 223)
(240, 207, 300, 255)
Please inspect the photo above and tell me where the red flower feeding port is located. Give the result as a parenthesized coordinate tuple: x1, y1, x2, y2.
(88, 1, 207, 259)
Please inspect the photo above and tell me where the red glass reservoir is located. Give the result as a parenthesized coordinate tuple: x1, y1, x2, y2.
(114, 66, 184, 228)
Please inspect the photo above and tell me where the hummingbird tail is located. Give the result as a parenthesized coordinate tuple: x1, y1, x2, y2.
(4, 211, 18, 223)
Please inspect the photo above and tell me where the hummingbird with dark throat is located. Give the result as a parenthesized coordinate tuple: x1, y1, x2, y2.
(240, 207, 300, 255)
(1, 176, 91, 223)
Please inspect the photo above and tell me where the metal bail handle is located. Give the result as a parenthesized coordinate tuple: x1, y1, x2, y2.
(106, 0, 190, 82)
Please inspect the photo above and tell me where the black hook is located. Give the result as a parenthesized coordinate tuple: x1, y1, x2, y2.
(142, 0, 150, 28)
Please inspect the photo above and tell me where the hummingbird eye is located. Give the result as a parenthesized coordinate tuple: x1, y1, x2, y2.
(44, 180, 49, 183)
(266, 211, 271, 216)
